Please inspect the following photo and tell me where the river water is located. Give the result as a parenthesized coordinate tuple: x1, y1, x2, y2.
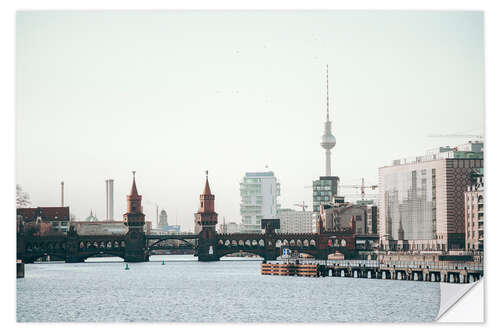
(17, 255, 440, 322)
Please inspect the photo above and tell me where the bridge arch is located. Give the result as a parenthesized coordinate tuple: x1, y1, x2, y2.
(278, 249, 319, 259)
(218, 249, 265, 259)
(23, 251, 67, 262)
(80, 251, 125, 261)
(147, 237, 196, 250)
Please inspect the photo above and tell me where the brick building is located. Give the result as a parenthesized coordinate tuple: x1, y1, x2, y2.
(17, 206, 70, 235)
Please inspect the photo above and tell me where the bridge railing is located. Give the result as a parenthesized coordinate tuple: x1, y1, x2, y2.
(287, 259, 483, 272)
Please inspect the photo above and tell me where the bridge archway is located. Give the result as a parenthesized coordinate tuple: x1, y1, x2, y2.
(218, 250, 265, 260)
(23, 252, 67, 263)
(147, 238, 196, 250)
(81, 251, 125, 262)
(278, 250, 318, 260)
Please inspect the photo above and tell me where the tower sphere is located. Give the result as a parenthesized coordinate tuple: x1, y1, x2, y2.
(321, 133, 336, 149)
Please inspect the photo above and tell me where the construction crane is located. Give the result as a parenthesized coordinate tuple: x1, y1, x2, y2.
(294, 201, 308, 212)
(338, 178, 378, 201)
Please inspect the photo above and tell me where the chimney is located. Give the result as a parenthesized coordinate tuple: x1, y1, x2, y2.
(105, 179, 114, 221)
(61, 181, 64, 207)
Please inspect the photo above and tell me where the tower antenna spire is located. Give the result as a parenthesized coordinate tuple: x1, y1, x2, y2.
(326, 64, 330, 122)
(320, 65, 336, 177)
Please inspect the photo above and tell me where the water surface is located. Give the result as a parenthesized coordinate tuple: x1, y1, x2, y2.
(17, 255, 440, 322)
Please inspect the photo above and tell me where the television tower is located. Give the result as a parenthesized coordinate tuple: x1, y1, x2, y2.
(320, 65, 336, 176)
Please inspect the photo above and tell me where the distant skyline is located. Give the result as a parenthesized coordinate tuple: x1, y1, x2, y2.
(16, 11, 484, 231)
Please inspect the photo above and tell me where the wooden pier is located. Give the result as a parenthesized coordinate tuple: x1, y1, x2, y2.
(261, 259, 483, 284)
(261, 263, 319, 277)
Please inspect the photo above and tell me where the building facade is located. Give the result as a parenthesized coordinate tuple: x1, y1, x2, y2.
(17, 206, 71, 234)
(378, 143, 483, 251)
(218, 221, 241, 234)
(366, 205, 378, 235)
(322, 203, 368, 234)
(312, 176, 339, 212)
(278, 209, 315, 233)
(240, 171, 280, 233)
(465, 170, 484, 251)
(71, 220, 152, 235)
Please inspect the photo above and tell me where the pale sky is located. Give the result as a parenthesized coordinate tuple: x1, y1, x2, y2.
(16, 11, 484, 231)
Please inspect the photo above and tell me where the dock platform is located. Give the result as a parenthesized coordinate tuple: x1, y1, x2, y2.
(261, 259, 483, 283)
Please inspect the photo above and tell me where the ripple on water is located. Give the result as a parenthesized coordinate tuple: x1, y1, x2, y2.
(17, 255, 440, 322)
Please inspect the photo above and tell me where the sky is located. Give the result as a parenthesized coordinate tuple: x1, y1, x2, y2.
(15, 10, 484, 231)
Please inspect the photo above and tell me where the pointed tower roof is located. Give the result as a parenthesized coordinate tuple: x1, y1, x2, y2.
(130, 171, 139, 197)
(202, 170, 212, 195)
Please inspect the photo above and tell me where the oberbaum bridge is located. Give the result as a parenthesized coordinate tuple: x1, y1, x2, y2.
(17, 172, 357, 263)
(16, 172, 483, 283)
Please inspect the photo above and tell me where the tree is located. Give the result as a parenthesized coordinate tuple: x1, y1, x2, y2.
(16, 185, 31, 208)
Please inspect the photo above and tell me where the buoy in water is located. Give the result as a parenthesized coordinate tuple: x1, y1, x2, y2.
(125, 264, 130, 270)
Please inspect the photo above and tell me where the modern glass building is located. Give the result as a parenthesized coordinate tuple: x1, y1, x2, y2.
(312, 176, 339, 212)
(465, 169, 484, 251)
(240, 171, 280, 233)
(378, 142, 484, 251)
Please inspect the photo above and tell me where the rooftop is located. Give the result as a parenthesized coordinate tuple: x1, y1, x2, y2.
(245, 171, 275, 177)
(387, 141, 483, 167)
(17, 207, 70, 222)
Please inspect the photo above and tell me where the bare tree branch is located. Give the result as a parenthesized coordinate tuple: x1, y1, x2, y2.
(16, 184, 31, 208)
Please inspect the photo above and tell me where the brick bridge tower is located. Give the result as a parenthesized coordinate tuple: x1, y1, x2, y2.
(316, 212, 329, 260)
(123, 171, 148, 262)
(195, 171, 218, 261)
